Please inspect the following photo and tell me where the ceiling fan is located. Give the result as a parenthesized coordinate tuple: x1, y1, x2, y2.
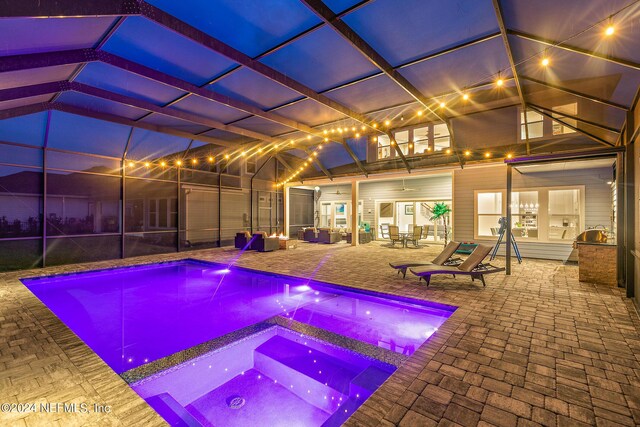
(332, 185, 350, 196)
(394, 179, 416, 192)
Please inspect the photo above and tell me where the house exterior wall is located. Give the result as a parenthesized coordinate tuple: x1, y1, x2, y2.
(453, 164, 613, 261)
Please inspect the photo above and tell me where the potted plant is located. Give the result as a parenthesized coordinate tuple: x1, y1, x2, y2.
(430, 202, 452, 245)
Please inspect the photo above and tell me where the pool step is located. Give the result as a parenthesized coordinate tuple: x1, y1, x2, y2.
(146, 393, 202, 427)
(321, 397, 361, 427)
(254, 336, 360, 412)
(350, 365, 393, 400)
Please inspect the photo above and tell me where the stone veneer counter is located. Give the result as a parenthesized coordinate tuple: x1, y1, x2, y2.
(576, 241, 617, 286)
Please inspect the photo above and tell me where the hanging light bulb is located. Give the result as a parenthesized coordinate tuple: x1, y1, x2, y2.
(605, 18, 615, 36)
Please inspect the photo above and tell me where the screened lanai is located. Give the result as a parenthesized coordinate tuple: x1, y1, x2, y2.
(1, 1, 640, 426)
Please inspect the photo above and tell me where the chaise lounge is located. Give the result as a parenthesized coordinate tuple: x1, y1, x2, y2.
(389, 241, 461, 278)
(409, 244, 504, 286)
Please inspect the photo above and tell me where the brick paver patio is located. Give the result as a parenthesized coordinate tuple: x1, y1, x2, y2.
(1, 241, 639, 426)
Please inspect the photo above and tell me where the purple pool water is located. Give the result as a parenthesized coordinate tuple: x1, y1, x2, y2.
(23, 260, 454, 374)
(133, 326, 397, 427)
(23, 259, 455, 426)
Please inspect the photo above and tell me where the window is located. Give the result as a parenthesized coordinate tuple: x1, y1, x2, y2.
(552, 103, 578, 135)
(477, 192, 503, 237)
(548, 189, 580, 240)
(520, 109, 544, 139)
(246, 157, 257, 174)
(413, 126, 430, 155)
(475, 187, 584, 242)
(320, 202, 330, 227)
(433, 123, 450, 151)
(148, 198, 178, 229)
(511, 191, 538, 239)
(395, 130, 410, 156)
(335, 203, 347, 227)
(377, 134, 391, 159)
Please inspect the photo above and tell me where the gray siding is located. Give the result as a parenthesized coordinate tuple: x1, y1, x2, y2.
(453, 164, 613, 261)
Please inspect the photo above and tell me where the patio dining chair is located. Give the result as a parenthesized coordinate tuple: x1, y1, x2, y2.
(379, 223, 390, 239)
(388, 225, 402, 246)
(405, 225, 423, 248)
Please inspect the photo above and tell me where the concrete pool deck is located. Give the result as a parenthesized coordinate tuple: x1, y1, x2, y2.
(1, 241, 639, 426)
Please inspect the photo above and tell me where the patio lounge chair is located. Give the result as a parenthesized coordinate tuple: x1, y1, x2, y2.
(250, 232, 280, 252)
(409, 244, 504, 286)
(318, 228, 342, 244)
(234, 231, 252, 250)
(389, 241, 461, 278)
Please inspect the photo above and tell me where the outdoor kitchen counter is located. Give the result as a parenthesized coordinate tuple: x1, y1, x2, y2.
(576, 241, 617, 286)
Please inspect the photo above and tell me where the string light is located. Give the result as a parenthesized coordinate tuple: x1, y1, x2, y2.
(176, 160, 182, 166)
(355, 133, 360, 138)
(417, 110, 423, 117)
(484, 152, 491, 158)
(351, 127, 356, 131)
(506, 153, 513, 159)
(445, 149, 451, 154)
(224, 154, 230, 160)
(241, 151, 246, 156)
(307, 136, 311, 140)
(323, 130, 328, 135)
(372, 136, 378, 142)
(372, 123, 378, 128)
(541, 57, 550, 67)
(361, 125, 366, 131)
(439, 101, 446, 108)
(462, 93, 469, 101)
(160, 161, 166, 167)
(384, 120, 390, 126)
(324, 137, 329, 142)
(496, 78, 504, 87)
(605, 21, 615, 36)
(208, 156, 214, 163)
(144, 162, 150, 167)
(464, 150, 471, 156)
(128, 161, 135, 168)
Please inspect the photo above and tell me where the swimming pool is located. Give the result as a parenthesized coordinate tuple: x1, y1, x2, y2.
(23, 259, 455, 426)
